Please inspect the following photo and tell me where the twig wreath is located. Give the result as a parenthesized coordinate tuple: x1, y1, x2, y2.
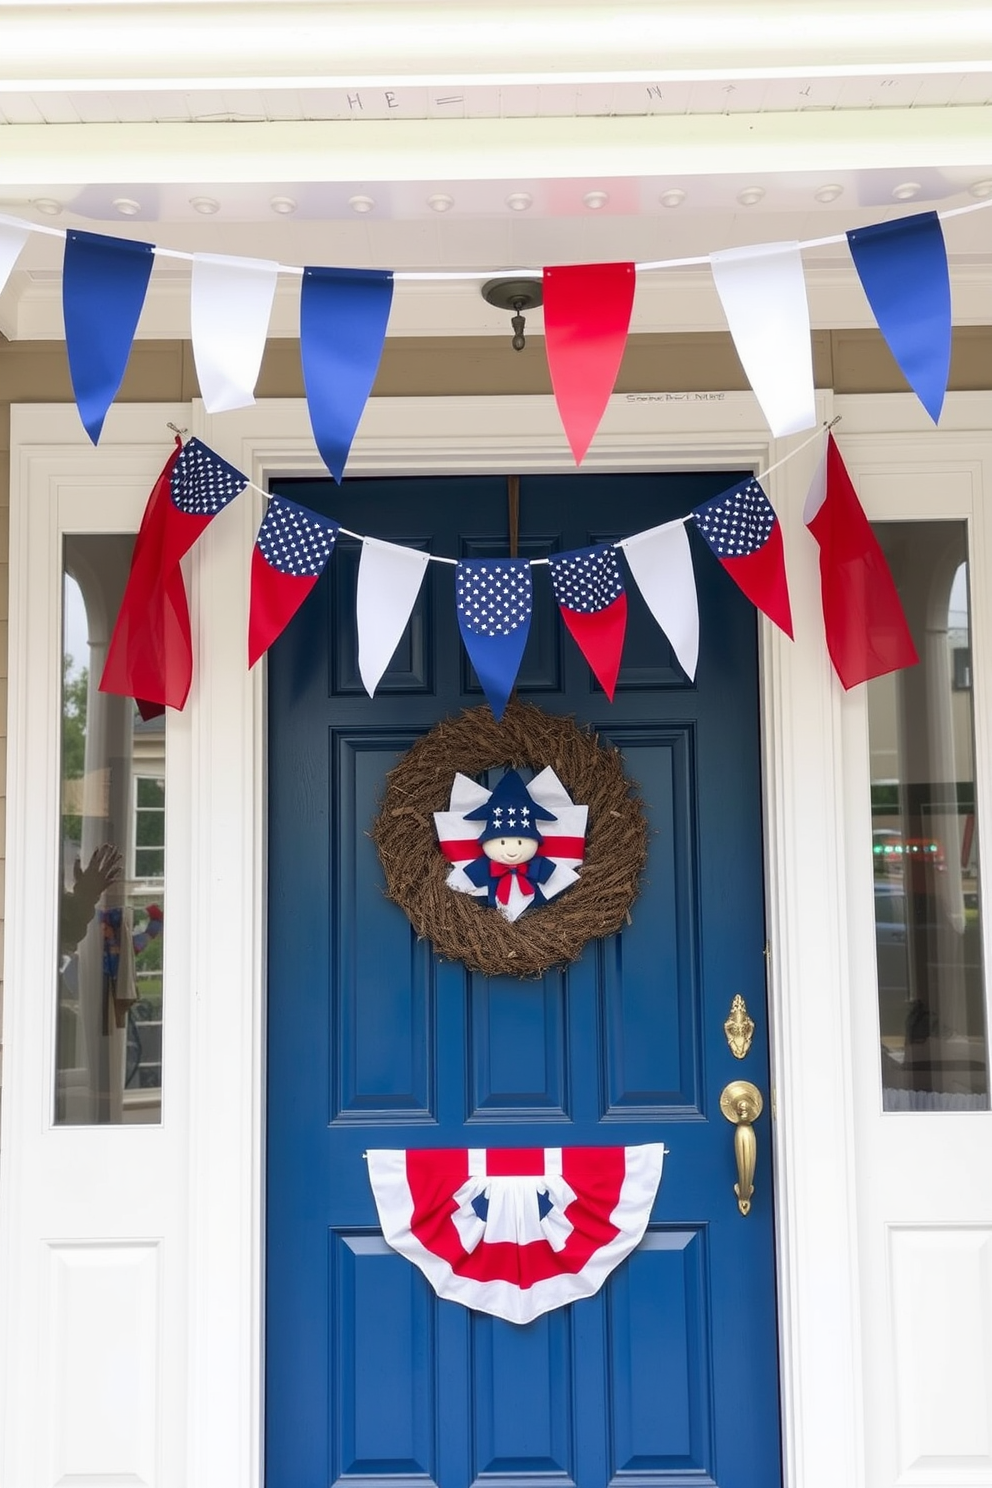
(372, 701, 648, 977)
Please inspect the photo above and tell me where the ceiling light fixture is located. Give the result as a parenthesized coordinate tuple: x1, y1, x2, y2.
(583, 190, 609, 210)
(505, 192, 533, 212)
(736, 186, 765, 207)
(968, 179, 992, 199)
(112, 198, 142, 217)
(269, 195, 298, 215)
(813, 183, 843, 203)
(32, 198, 62, 216)
(482, 277, 543, 353)
(347, 194, 375, 214)
(659, 188, 686, 209)
(891, 181, 922, 201)
(190, 195, 220, 215)
(427, 193, 455, 213)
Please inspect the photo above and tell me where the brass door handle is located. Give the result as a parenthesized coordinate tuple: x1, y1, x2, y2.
(720, 1079, 764, 1216)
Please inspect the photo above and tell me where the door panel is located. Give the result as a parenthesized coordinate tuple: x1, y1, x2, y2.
(267, 472, 780, 1488)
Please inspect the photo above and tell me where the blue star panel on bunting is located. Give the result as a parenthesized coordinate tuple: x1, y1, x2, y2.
(690, 478, 775, 557)
(455, 558, 533, 721)
(547, 543, 625, 613)
(257, 495, 339, 576)
(171, 437, 248, 516)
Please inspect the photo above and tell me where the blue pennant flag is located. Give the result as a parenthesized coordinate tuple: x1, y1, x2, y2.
(300, 266, 394, 482)
(63, 229, 155, 444)
(456, 558, 533, 721)
(846, 211, 951, 424)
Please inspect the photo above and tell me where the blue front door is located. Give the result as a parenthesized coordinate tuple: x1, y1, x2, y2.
(266, 471, 781, 1488)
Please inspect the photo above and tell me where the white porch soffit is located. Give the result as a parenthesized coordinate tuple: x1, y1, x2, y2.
(0, 0, 990, 340)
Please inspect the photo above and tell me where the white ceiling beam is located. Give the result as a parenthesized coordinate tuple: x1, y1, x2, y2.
(1, 1, 991, 88)
(0, 108, 990, 188)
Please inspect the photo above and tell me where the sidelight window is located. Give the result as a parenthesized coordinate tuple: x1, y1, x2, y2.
(868, 520, 989, 1110)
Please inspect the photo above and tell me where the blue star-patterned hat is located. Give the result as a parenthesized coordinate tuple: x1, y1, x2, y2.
(463, 770, 558, 843)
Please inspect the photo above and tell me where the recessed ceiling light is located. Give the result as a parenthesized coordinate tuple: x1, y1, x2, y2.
(505, 192, 533, 212)
(347, 194, 375, 214)
(813, 183, 843, 203)
(112, 197, 141, 217)
(659, 188, 686, 209)
(269, 195, 298, 215)
(891, 181, 922, 201)
(583, 190, 609, 210)
(190, 195, 220, 215)
(736, 186, 765, 207)
(968, 179, 992, 199)
(427, 193, 454, 213)
(32, 198, 62, 216)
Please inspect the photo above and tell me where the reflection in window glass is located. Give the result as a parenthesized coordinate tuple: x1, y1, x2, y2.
(869, 521, 988, 1111)
(57, 536, 165, 1124)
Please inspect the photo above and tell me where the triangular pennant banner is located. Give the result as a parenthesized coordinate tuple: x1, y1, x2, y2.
(691, 477, 793, 638)
(543, 262, 635, 464)
(0, 215, 30, 298)
(100, 439, 194, 715)
(191, 252, 279, 413)
(301, 266, 394, 482)
(248, 496, 339, 667)
(804, 434, 919, 688)
(356, 537, 430, 697)
(618, 519, 700, 680)
(100, 438, 249, 713)
(455, 558, 533, 721)
(847, 211, 951, 424)
(710, 240, 816, 437)
(63, 229, 155, 444)
(547, 543, 628, 699)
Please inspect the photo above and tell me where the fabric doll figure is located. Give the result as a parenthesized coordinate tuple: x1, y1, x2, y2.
(462, 770, 558, 916)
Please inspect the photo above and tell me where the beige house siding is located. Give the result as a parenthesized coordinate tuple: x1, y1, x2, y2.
(0, 324, 990, 1078)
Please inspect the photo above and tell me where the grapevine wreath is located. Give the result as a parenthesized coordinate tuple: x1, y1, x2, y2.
(372, 701, 648, 977)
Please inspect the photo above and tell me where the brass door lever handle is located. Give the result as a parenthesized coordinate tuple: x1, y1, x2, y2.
(720, 1080, 764, 1216)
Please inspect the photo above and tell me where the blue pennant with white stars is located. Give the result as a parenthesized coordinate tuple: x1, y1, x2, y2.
(455, 558, 533, 721)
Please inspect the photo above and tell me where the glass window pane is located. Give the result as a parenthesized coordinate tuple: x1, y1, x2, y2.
(57, 536, 166, 1125)
(869, 520, 988, 1111)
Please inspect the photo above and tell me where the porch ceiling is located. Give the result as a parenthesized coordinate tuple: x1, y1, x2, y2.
(0, 0, 990, 341)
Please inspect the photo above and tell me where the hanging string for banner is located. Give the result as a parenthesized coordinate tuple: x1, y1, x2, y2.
(237, 416, 841, 569)
(0, 196, 989, 282)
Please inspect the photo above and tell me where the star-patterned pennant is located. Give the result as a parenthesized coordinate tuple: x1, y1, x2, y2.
(455, 558, 533, 720)
(100, 436, 251, 717)
(690, 476, 793, 637)
(547, 543, 627, 699)
(125, 435, 251, 581)
(248, 495, 339, 666)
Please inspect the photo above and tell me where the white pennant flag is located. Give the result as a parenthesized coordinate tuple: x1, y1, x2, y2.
(618, 519, 699, 680)
(710, 240, 816, 438)
(357, 537, 431, 697)
(0, 216, 30, 299)
(191, 252, 279, 413)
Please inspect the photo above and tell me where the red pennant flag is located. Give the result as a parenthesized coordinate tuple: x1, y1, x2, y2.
(547, 543, 628, 700)
(100, 439, 193, 715)
(248, 496, 339, 667)
(690, 477, 794, 639)
(543, 262, 635, 464)
(100, 437, 249, 712)
(805, 434, 919, 688)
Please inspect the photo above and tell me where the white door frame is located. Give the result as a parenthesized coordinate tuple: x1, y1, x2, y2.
(10, 388, 986, 1486)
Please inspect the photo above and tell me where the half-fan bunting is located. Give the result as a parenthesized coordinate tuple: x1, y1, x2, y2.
(98, 429, 916, 715)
